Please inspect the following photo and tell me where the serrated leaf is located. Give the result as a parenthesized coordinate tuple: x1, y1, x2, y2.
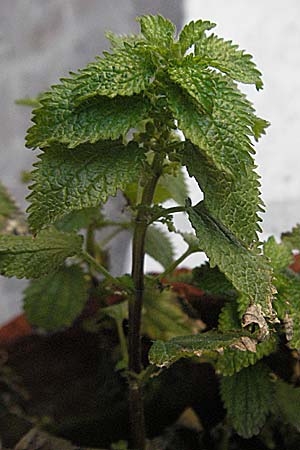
(27, 141, 145, 232)
(165, 72, 259, 177)
(252, 117, 270, 141)
(187, 202, 274, 316)
(145, 225, 174, 269)
(220, 363, 274, 438)
(263, 236, 294, 272)
(105, 31, 143, 49)
(71, 43, 156, 104)
(184, 141, 263, 244)
(195, 34, 263, 89)
(26, 89, 150, 149)
(273, 379, 300, 431)
(23, 265, 88, 330)
(177, 19, 216, 55)
(281, 224, 300, 251)
(0, 229, 82, 279)
(54, 207, 103, 232)
(137, 14, 175, 50)
(168, 61, 216, 114)
(149, 331, 255, 368)
(192, 264, 235, 296)
(216, 334, 277, 375)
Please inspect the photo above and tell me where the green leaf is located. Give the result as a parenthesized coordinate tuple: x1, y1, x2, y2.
(27, 141, 145, 232)
(137, 14, 175, 50)
(184, 142, 263, 244)
(220, 363, 274, 438)
(145, 225, 174, 269)
(149, 331, 255, 368)
(125, 165, 189, 206)
(165, 72, 258, 176)
(192, 264, 236, 296)
(156, 168, 189, 205)
(142, 284, 196, 340)
(218, 301, 241, 332)
(102, 300, 128, 323)
(105, 31, 142, 49)
(177, 19, 216, 55)
(281, 224, 300, 251)
(23, 265, 88, 330)
(195, 34, 263, 89)
(54, 207, 103, 232)
(26, 89, 151, 149)
(273, 379, 300, 431)
(263, 236, 293, 272)
(71, 43, 157, 104)
(168, 61, 216, 114)
(273, 271, 300, 349)
(252, 117, 270, 141)
(187, 202, 274, 317)
(0, 229, 82, 279)
(216, 334, 277, 375)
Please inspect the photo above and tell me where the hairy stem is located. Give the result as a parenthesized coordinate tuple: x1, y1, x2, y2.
(129, 152, 164, 449)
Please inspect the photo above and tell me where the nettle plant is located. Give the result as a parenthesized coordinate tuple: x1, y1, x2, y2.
(1, 14, 300, 450)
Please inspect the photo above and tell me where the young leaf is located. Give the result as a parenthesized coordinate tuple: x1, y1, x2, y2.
(145, 225, 174, 269)
(71, 44, 157, 104)
(137, 14, 176, 50)
(184, 141, 263, 244)
(220, 363, 274, 438)
(26, 89, 150, 149)
(149, 331, 255, 368)
(23, 265, 88, 330)
(0, 229, 82, 278)
(187, 202, 274, 317)
(195, 34, 263, 89)
(27, 141, 145, 232)
(263, 236, 294, 272)
(273, 379, 300, 431)
(165, 73, 257, 177)
(177, 19, 216, 55)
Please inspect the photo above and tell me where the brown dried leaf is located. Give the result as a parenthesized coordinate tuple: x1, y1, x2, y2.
(242, 304, 269, 340)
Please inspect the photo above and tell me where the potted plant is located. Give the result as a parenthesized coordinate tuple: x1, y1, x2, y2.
(0, 14, 299, 450)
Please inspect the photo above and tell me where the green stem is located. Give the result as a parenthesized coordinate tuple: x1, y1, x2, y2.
(150, 205, 187, 224)
(129, 151, 164, 450)
(82, 250, 127, 289)
(157, 247, 194, 280)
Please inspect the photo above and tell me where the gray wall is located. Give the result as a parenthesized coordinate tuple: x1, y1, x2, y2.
(0, 0, 183, 324)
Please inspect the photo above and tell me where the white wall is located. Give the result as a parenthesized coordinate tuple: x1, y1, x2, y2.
(184, 0, 300, 237)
